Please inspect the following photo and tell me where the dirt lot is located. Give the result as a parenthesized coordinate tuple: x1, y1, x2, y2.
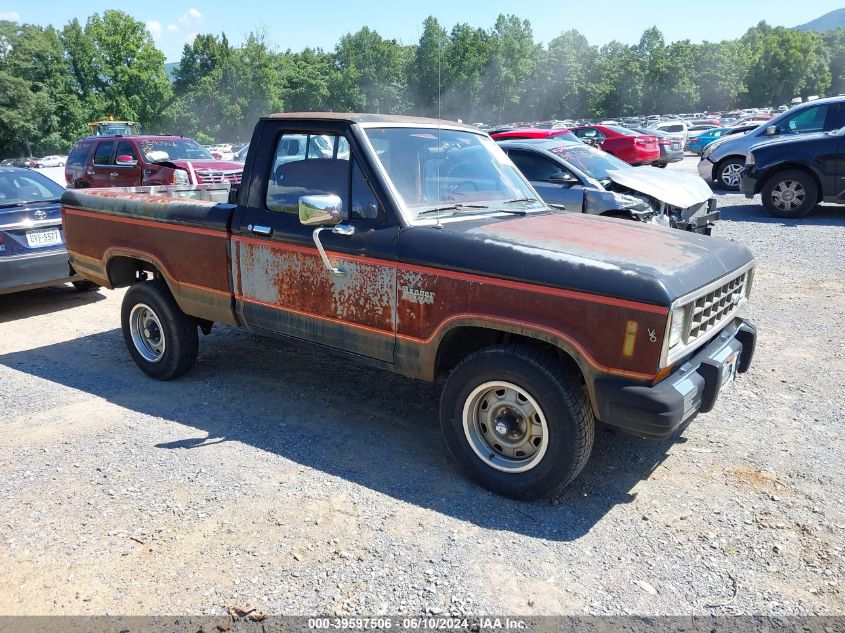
(1, 157, 843, 617)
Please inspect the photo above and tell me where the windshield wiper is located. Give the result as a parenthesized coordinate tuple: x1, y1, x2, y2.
(0, 199, 58, 208)
(502, 197, 540, 205)
(417, 203, 489, 217)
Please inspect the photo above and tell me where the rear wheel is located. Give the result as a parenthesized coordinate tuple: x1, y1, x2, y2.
(440, 345, 594, 500)
(654, 162, 668, 168)
(121, 279, 198, 380)
(761, 170, 817, 218)
(716, 157, 744, 190)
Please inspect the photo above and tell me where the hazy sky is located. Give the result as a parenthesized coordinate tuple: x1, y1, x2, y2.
(2, 0, 840, 62)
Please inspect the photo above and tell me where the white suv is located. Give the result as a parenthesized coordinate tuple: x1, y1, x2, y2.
(648, 120, 689, 146)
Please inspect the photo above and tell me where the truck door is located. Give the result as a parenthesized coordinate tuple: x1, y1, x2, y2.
(89, 141, 115, 188)
(232, 126, 398, 364)
(109, 140, 143, 188)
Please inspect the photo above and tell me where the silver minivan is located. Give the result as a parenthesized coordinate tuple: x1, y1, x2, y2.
(697, 97, 845, 189)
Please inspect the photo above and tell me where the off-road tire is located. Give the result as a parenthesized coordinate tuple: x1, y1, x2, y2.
(440, 344, 594, 500)
(121, 279, 198, 380)
(761, 169, 818, 218)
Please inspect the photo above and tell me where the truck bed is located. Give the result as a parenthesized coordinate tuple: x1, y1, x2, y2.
(61, 186, 239, 326)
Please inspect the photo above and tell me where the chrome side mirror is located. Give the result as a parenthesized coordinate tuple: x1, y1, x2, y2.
(298, 194, 354, 274)
(299, 194, 343, 226)
(765, 126, 777, 136)
(115, 155, 138, 166)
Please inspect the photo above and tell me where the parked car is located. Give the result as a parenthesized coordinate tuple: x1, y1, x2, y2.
(490, 128, 581, 143)
(741, 127, 845, 218)
(686, 125, 756, 155)
(0, 167, 95, 294)
(234, 144, 250, 162)
(35, 155, 67, 168)
(62, 112, 757, 500)
(570, 125, 660, 165)
(498, 139, 717, 233)
(65, 135, 244, 188)
(627, 126, 683, 167)
(699, 96, 845, 189)
(647, 120, 690, 146)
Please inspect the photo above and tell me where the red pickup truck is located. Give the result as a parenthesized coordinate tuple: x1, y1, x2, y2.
(65, 134, 243, 189)
(61, 113, 757, 500)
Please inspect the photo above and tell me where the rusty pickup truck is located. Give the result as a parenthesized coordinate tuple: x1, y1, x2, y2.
(62, 113, 757, 500)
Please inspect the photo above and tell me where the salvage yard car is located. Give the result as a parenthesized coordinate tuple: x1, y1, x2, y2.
(570, 125, 660, 165)
(741, 127, 845, 218)
(65, 134, 243, 189)
(699, 96, 845, 189)
(498, 139, 718, 233)
(62, 113, 757, 500)
(0, 167, 95, 294)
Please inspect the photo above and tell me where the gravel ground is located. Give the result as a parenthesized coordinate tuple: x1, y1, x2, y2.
(1, 156, 843, 617)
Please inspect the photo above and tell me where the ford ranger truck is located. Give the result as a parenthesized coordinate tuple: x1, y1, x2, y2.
(61, 113, 757, 500)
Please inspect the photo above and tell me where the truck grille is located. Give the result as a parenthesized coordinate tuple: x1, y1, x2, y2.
(686, 271, 750, 344)
(195, 169, 242, 185)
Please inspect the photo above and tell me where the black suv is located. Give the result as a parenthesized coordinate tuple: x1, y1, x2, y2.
(740, 127, 845, 218)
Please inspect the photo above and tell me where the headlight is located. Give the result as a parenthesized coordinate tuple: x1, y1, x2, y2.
(668, 306, 687, 349)
(173, 169, 189, 184)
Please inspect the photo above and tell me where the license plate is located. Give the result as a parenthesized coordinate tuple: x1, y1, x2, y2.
(721, 352, 739, 388)
(672, 142, 681, 150)
(26, 228, 62, 248)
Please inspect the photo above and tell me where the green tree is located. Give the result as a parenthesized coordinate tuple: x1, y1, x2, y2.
(334, 27, 410, 113)
(821, 29, 845, 96)
(745, 27, 831, 105)
(409, 16, 449, 115)
(442, 24, 491, 120)
(483, 14, 538, 121)
(587, 41, 644, 117)
(531, 29, 595, 119)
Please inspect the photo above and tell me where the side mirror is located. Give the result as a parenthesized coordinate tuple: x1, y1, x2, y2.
(549, 172, 577, 186)
(115, 155, 137, 166)
(300, 194, 353, 275)
(299, 194, 343, 226)
(765, 126, 777, 136)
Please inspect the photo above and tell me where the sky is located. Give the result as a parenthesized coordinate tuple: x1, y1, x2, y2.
(1, 0, 841, 62)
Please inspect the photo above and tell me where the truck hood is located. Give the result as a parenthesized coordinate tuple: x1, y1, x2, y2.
(605, 166, 713, 209)
(163, 160, 243, 172)
(400, 212, 753, 306)
(748, 130, 835, 152)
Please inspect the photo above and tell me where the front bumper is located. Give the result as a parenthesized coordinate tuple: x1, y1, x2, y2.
(740, 169, 759, 198)
(0, 250, 79, 295)
(697, 157, 714, 181)
(593, 319, 756, 439)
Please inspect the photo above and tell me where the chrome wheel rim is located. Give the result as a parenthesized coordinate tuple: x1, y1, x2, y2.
(721, 163, 742, 187)
(129, 303, 165, 363)
(771, 180, 806, 211)
(462, 381, 548, 473)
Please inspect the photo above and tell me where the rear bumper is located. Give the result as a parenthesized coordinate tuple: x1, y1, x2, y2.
(593, 319, 756, 439)
(0, 250, 78, 295)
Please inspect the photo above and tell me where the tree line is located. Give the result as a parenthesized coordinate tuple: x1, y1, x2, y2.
(1, 10, 842, 155)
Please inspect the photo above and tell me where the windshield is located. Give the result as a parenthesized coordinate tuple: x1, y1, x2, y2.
(138, 139, 213, 162)
(363, 127, 541, 220)
(0, 170, 64, 206)
(547, 144, 630, 181)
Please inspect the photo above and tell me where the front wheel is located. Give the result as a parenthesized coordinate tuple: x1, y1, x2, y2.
(440, 345, 594, 500)
(715, 157, 744, 190)
(120, 279, 198, 380)
(761, 170, 818, 218)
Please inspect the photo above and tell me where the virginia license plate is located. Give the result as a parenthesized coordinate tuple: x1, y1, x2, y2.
(672, 142, 681, 150)
(26, 228, 62, 248)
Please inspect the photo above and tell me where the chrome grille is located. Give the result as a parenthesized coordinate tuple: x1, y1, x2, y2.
(686, 271, 749, 344)
(195, 169, 242, 185)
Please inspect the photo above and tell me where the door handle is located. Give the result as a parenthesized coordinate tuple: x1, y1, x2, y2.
(248, 224, 272, 236)
(110, 172, 119, 177)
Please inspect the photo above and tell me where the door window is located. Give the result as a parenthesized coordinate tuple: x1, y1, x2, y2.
(92, 141, 115, 166)
(508, 151, 568, 182)
(778, 104, 829, 134)
(115, 141, 139, 163)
